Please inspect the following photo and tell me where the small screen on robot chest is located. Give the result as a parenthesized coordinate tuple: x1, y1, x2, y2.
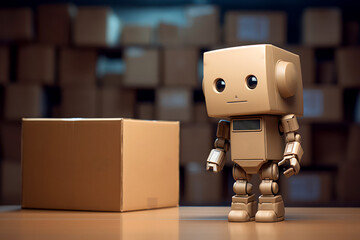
(233, 119, 261, 131)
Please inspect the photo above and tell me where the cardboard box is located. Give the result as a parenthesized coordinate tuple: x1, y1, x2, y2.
(281, 171, 333, 205)
(158, 23, 183, 46)
(156, 88, 193, 122)
(59, 48, 97, 86)
(302, 8, 342, 47)
(297, 123, 312, 167)
(184, 162, 222, 205)
(180, 123, 213, 165)
(301, 86, 343, 122)
(1, 160, 22, 204)
(61, 86, 97, 118)
(98, 87, 136, 118)
(0, 46, 9, 84)
(184, 5, 220, 47)
(22, 118, 179, 211)
(194, 102, 209, 123)
(338, 161, 360, 203)
(225, 11, 287, 45)
(74, 7, 121, 47)
(137, 102, 155, 120)
(336, 47, 360, 87)
(123, 48, 159, 88)
(318, 61, 336, 85)
(100, 74, 123, 86)
(0, 8, 33, 41)
(163, 48, 199, 87)
(0, 122, 21, 161)
(121, 25, 154, 46)
(17, 44, 55, 85)
(313, 126, 348, 167)
(4, 84, 44, 121)
(37, 4, 74, 45)
(285, 46, 315, 86)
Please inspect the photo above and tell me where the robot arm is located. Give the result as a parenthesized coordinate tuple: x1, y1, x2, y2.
(278, 114, 304, 177)
(206, 120, 230, 173)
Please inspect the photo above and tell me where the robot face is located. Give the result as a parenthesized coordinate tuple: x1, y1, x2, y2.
(202, 44, 303, 118)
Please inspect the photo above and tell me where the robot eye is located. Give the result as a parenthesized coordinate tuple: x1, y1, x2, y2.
(246, 75, 258, 89)
(215, 78, 226, 92)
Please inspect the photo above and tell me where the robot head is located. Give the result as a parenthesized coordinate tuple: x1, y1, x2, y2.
(202, 44, 303, 118)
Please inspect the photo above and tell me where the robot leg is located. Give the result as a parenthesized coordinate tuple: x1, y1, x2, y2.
(228, 164, 257, 222)
(255, 161, 285, 222)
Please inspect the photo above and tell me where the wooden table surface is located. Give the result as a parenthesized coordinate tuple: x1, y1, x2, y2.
(0, 206, 360, 240)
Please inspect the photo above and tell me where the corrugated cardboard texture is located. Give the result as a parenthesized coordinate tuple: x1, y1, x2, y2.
(22, 119, 179, 212)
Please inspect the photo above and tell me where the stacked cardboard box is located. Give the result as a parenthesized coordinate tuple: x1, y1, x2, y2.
(121, 25, 154, 46)
(61, 86, 97, 118)
(184, 5, 220, 47)
(17, 44, 55, 85)
(1, 123, 22, 162)
(37, 4, 74, 45)
(4, 84, 45, 120)
(98, 87, 136, 118)
(184, 162, 223, 205)
(0, 160, 22, 204)
(336, 47, 360, 88)
(301, 86, 343, 122)
(74, 7, 121, 47)
(180, 123, 213, 165)
(59, 48, 97, 86)
(163, 48, 198, 87)
(0, 46, 9, 84)
(225, 11, 287, 45)
(0, 8, 33, 41)
(158, 23, 183, 46)
(302, 8, 342, 47)
(137, 102, 155, 120)
(123, 48, 160, 88)
(156, 88, 193, 122)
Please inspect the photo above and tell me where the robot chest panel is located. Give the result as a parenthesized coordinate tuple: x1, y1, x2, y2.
(230, 116, 284, 161)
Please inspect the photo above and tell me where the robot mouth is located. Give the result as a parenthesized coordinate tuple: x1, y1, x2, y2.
(227, 100, 248, 104)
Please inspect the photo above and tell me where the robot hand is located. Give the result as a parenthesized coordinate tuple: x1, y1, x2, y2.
(206, 149, 225, 173)
(278, 155, 300, 177)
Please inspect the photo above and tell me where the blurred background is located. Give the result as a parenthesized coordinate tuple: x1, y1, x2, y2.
(0, 0, 360, 208)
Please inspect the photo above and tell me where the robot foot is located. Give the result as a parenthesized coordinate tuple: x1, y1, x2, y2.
(228, 210, 254, 222)
(255, 195, 285, 222)
(228, 195, 257, 222)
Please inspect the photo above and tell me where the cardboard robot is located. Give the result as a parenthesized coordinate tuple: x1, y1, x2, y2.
(203, 44, 304, 222)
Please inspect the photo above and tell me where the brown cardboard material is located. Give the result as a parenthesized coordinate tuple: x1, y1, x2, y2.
(285, 46, 315, 86)
(0, 8, 33, 41)
(137, 102, 155, 120)
(184, 5, 220, 47)
(121, 25, 154, 46)
(302, 8, 342, 47)
(336, 47, 360, 87)
(4, 84, 44, 121)
(17, 44, 55, 84)
(184, 162, 222, 204)
(21, 118, 179, 212)
(61, 86, 97, 118)
(158, 23, 183, 46)
(180, 123, 213, 165)
(225, 11, 287, 45)
(0, 122, 22, 162)
(156, 88, 193, 122)
(0, 46, 9, 84)
(281, 171, 333, 205)
(318, 61, 336, 85)
(74, 7, 120, 47)
(301, 86, 343, 122)
(313, 126, 348, 167)
(100, 74, 123, 86)
(123, 48, 159, 88)
(59, 48, 97, 86)
(163, 48, 199, 87)
(98, 87, 136, 118)
(1, 160, 22, 204)
(297, 123, 312, 167)
(37, 4, 74, 45)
